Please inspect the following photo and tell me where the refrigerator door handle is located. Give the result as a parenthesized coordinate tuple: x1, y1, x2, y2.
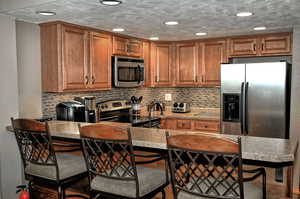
(240, 82, 244, 134)
(245, 82, 249, 135)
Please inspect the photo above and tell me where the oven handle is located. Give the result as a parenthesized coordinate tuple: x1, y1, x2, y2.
(99, 115, 120, 121)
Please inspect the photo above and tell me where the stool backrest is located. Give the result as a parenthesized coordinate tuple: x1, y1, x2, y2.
(11, 118, 57, 169)
(167, 133, 243, 199)
(79, 124, 138, 183)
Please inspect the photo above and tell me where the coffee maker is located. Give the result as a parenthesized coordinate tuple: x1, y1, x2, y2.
(74, 96, 98, 123)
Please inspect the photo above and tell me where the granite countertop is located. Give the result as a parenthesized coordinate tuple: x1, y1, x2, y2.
(140, 107, 220, 121)
(26, 121, 296, 164)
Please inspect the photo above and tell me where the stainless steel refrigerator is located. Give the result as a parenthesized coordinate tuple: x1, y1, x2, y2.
(221, 62, 291, 139)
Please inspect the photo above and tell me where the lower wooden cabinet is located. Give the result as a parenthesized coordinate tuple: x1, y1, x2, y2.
(160, 118, 220, 133)
(31, 185, 58, 199)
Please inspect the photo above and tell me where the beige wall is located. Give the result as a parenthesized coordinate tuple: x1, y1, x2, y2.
(16, 20, 42, 118)
(0, 14, 22, 199)
(290, 26, 300, 189)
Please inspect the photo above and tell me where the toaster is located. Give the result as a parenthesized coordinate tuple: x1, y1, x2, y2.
(172, 102, 191, 113)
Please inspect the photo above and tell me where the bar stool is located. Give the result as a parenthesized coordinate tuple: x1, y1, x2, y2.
(166, 133, 266, 199)
(11, 118, 88, 199)
(79, 124, 169, 199)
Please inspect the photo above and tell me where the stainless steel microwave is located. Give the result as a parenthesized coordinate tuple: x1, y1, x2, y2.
(112, 56, 145, 87)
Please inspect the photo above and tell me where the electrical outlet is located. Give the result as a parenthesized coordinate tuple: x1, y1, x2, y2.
(165, 93, 172, 101)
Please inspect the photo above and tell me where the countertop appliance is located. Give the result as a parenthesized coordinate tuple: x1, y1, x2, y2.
(74, 96, 97, 123)
(56, 101, 86, 122)
(97, 99, 160, 128)
(112, 56, 144, 87)
(221, 61, 291, 139)
(172, 102, 191, 113)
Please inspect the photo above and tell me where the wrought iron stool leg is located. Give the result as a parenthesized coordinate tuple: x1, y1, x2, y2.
(161, 189, 166, 199)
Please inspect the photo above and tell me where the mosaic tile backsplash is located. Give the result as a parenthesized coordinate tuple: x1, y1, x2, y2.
(42, 87, 220, 118)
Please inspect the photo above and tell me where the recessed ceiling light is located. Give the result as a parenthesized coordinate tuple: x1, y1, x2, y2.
(165, 21, 179, 25)
(100, 0, 122, 6)
(149, 37, 159, 41)
(112, 28, 124, 32)
(254, 26, 267, 30)
(36, 11, 56, 16)
(236, 12, 253, 17)
(195, 32, 207, 36)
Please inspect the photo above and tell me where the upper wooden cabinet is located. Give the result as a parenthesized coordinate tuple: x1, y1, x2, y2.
(175, 42, 198, 86)
(112, 36, 143, 57)
(199, 40, 227, 86)
(229, 37, 258, 57)
(40, 22, 112, 92)
(229, 33, 292, 57)
(61, 26, 89, 91)
(89, 32, 112, 90)
(260, 33, 292, 55)
(151, 43, 174, 87)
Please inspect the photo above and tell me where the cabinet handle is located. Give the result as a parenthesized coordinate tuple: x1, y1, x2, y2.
(85, 75, 89, 85)
(253, 44, 256, 52)
(92, 75, 96, 84)
(155, 76, 158, 82)
(195, 76, 198, 82)
(261, 43, 264, 51)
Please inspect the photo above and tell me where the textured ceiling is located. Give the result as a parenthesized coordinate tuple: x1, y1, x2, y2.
(1, 0, 300, 40)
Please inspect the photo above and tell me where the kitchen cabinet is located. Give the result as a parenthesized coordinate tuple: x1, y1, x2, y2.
(199, 39, 227, 86)
(229, 37, 258, 57)
(112, 36, 143, 57)
(40, 22, 112, 92)
(31, 184, 58, 199)
(89, 32, 112, 90)
(229, 33, 292, 57)
(142, 41, 152, 87)
(160, 118, 220, 132)
(175, 42, 198, 86)
(151, 43, 174, 87)
(260, 33, 292, 55)
(61, 26, 89, 91)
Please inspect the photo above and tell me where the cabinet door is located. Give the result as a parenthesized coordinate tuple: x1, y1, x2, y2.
(260, 33, 292, 55)
(229, 37, 258, 57)
(176, 119, 192, 130)
(151, 43, 173, 86)
(89, 32, 112, 90)
(193, 120, 220, 132)
(128, 39, 143, 57)
(62, 26, 88, 90)
(160, 119, 177, 130)
(143, 41, 152, 87)
(113, 36, 128, 56)
(175, 43, 198, 86)
(199, 40, 227, 86)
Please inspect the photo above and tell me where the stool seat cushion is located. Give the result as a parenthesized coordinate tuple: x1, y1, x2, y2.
(91, 166, 167, 198)
(177, 181, 262, 199)
(25, 153, 87, 180)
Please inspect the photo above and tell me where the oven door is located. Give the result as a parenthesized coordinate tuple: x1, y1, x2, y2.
(113, 58, 144, 87)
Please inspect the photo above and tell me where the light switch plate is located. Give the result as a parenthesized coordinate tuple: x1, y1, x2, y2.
(165, 93, 172, 101)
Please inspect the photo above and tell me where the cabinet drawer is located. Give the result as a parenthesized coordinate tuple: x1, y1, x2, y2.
(193, 120, 220, 132)
(176, 120, 192, 129)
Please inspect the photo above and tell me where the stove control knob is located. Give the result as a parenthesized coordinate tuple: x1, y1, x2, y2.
(179, 103, 184, 107)
(173, 103, 178, 107)
(105, 104, 108, 108)
(101, 105, 105, 109)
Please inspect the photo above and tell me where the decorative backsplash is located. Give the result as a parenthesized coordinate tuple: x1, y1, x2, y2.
(42, 87, 220, 118)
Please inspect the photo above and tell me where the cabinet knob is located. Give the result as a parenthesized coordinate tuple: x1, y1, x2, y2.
(92, 75, 96, 84)
(253, 44, 256, 52)
(261, 43, 264, 51)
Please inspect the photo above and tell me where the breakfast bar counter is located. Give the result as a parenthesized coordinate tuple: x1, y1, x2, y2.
(7, 120, 298, 196)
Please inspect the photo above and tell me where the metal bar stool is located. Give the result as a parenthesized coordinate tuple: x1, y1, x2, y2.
(11, 118, 88, 199)
(79, 123, 169, 199)
(166, 132, 266, 199)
